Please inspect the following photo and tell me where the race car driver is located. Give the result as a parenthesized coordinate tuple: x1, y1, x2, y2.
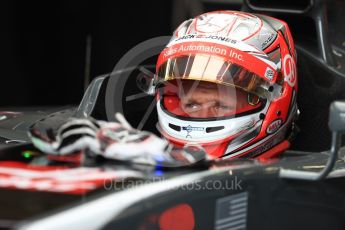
(30, 10, 298, 164)
(153, 10, 298, 159)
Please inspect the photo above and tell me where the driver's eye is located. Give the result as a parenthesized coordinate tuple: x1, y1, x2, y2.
(214, 102, 233, 111)
(184, 103, 200, 110)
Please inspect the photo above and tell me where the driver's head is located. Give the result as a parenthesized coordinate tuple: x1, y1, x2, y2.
(155, 10, 298, 158)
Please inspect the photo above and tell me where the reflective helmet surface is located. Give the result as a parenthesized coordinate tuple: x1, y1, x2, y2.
(155, 11, 298, 158)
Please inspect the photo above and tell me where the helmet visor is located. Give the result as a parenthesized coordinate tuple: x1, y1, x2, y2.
(157, 54, 275, 99)
(160, 79, 264, 119)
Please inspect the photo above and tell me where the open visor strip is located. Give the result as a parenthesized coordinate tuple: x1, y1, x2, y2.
(157, 41, 277, 82)
(156, 41, 279, 99)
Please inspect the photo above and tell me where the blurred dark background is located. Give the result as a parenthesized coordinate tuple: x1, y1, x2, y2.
(0, 0, 174, 106)
(0, 0, 242, 106)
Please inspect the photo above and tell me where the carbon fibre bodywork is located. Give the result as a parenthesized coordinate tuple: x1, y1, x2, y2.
(0, 141, 345, 229)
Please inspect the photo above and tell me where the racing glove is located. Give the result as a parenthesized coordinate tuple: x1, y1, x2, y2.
(28, 114, 206, 167)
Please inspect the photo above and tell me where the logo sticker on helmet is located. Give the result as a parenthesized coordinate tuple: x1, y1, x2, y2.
(265, 67, 275, 80)
(266, 119, 283, 134)
(283, 54, 297, 87)
(182, 125, 205, 138)
(174, 34, 238, 45)
(157, 41, 277, 82)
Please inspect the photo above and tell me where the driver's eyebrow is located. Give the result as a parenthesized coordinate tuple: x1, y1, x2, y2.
(183, 99, 219, 106)
(182, 98, 198, 104)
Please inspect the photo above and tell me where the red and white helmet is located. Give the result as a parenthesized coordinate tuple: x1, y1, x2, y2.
(155, 11, 298, 159)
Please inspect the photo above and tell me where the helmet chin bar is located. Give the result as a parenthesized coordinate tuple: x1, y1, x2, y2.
(279, 101, 344, 180)
(157, 100, 269, 151)
(224, 108, 295, 159)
